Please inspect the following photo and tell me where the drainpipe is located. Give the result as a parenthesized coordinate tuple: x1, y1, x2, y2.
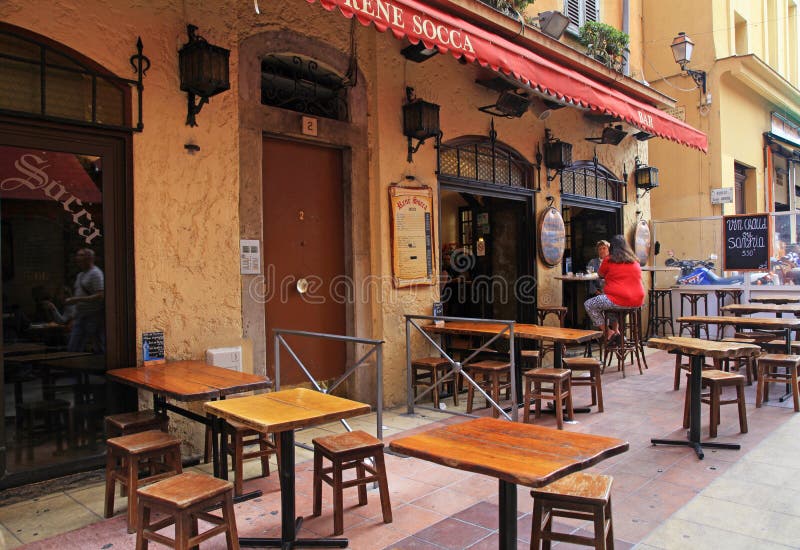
(622, 0, 630, 76)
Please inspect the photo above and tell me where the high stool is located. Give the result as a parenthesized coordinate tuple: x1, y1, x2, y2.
(136, 471, 239, 550)
(105, 429, 183, 532)
(530, 472, 614, 550)
(682, 370, 747, 438)
(14, 399, 71, 462)
(601, 308, 647, 377)
(225, 420, 278, 496)
(756, 354, 800, 411)
(465, 360, 511, 417)
(714, 288, 743, 309)
(646, 287, 675, 338)
(312, 430, 392, 536)
(523, 368, 573, 429)
(537, 306, 568, 361)
(562, 357, 604, 412)
(411, 356, 457, 408)
(677, 289, 710, 338)
(672, 351, 718, 390)
(105, 409, 169, 438)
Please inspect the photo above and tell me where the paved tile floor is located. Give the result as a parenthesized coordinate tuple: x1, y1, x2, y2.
(1, 348, 798, 549)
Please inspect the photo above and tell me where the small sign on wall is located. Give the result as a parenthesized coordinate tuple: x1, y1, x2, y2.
(240, 239, 261, 274)
(389, 185, 434, 287)
(711, 187, 734, 204)
(301, 116, 318, 136)
(142, 331, 165, 363)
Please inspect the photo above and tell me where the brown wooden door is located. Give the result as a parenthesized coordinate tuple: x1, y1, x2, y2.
(262, 138, 346, 385)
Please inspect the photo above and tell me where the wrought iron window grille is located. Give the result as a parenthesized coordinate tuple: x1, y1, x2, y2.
(260, 54, 350, 121)
(560, 160, 627, 203)
(0, 27, 148, 132)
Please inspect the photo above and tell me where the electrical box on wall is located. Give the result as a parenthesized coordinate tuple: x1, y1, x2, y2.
(206, 346, 242, 371)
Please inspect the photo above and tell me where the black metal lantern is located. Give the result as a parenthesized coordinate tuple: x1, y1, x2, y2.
(179, 25, 230, 127)
(402, 87, 440, 162)
(544, 132, 573, 170)
(634, 156, 659, 190)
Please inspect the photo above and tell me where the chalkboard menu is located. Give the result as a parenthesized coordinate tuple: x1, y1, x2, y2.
(723, 213, 771, 271)
(142, 331, 165, 363)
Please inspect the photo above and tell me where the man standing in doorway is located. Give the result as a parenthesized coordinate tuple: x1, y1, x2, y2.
(66, 248, 105, 353)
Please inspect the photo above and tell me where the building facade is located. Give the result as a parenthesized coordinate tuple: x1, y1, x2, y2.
(0, 0, 704, 487)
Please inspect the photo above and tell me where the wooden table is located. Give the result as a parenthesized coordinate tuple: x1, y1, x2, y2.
(677, 315, 800, 351)
(108, 361, 271, 480)
(749, 294, 800, 305)
(389, 417, 628, 549)
(648, 337, 762, 459)
(2, 342, 47, 356)
(721, 303, 800, 318)
(205, 388, 370, 549)
(423, 321, 602, 417)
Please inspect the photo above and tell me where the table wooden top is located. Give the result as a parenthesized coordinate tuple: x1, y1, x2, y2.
(2, 343, 47, 356)
(423, 321, 602, 344)
(676, 315, 800, 329)
(389, 417, 628, 488)
(3, 351, 92, 364)
(721, 304, 800, 315)
(40, 355, 107, 372)
(203, 388, 371, 433)
(648, 337, 762, 359)
(749, 294, 800, 304)
(108, 361, 271, 401)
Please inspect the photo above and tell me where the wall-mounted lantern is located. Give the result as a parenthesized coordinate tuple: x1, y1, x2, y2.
(402, 87, 441, 163)
(179, 25, 230, 127)
(671, 32, 709, 104)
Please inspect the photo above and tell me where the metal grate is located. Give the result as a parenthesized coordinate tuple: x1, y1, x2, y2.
(560, 163, 626, 203)
(438, 141, 534, 190)
(261, 54, 349, 121)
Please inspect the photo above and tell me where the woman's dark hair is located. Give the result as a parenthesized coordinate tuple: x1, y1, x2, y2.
(608, 235, 638, 264)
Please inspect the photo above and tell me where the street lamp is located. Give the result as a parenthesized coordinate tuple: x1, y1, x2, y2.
(670, 32, 707, 100)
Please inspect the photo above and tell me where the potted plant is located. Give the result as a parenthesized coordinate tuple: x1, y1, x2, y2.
(480, 0, 536, 20)
(579, 21, 629, 72)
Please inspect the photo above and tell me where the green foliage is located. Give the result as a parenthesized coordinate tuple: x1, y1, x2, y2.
(482, 0, 536, 18)
(579, 21, 630, 72)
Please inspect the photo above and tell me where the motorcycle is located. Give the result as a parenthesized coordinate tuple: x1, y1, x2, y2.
(664, 256, 776, 285)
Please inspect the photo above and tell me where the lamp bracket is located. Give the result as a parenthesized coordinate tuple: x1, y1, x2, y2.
(186, 93, 209, 127)
(685, 68, 707, 95)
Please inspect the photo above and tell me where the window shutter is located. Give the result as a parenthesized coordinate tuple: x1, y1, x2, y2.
(565, 0, 582, 28)
(585, 0, 599, 23)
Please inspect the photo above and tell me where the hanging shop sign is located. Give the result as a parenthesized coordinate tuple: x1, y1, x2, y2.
(723, 213, 771, 271)
(538, 206, 566, 267)
(390, 185, 434, 287)
(633, 220, 651, 265)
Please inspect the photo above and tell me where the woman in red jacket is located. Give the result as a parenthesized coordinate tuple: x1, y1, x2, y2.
(583, 235, 645, 342)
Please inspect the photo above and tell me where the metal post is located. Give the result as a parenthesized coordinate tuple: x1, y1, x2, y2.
(376, 344, 384, 441)
(406, 317, 414, 414)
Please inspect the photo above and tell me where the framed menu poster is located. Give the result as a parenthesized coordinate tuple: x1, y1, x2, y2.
(390, 185, 434, 287)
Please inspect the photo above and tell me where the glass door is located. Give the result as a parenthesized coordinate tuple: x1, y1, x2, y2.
(1, 143, 110, 479)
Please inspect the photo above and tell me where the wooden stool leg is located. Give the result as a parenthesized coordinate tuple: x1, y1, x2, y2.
(593, 503, 606, 550)
(332, 457, 344, 536)
(135, 499, 149, 550)
(431, 367, 440, 409)
(233, 431, 244, 496)
(374, 451, 393, 524)
(104, 450, 116, 518)
(356, 461, 368, 505)
(531, 499, 543, 550)
(554, 379, 564, 430)
(534, 381, 542, 419)
(792, 366, 800, 412)
(126, 457, 139, 533)
(175, 511, 190, 550)
(259, 434, 271, 478)
(673, 354, 683, 390)
(222, 490, 240, 550)
(523, 377, 532, 424)
(709, 384, 720, 438)
(605, 498, 614, 549)
(490, 372, 500, 418)
(736, 383, 748, 433)
(466, 371, 475, 414)
(312, 450, 323, 517)
(682, 380, 691, 429)
(565, 378, 574, 421)
(595, 370, 605, 413)
(756, 364, 766, 408)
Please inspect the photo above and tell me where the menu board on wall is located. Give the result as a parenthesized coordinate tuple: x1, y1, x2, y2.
(723, 213, 771, 271)
(390, 185, 434, 288)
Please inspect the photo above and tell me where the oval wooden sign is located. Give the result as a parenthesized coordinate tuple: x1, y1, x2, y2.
(538, 207, 566, 267)
(634, 219, 651, 265)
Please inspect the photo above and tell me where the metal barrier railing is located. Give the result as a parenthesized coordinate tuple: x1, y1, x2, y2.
(405, 314, 517, 421)
(273, 329, 384, 441)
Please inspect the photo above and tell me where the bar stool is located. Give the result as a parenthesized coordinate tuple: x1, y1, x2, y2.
(530, 472, 614, 550)
(522, 367, 573, 429)
(537, 306, 567, 361)
(105, 429, 183, 532)
(756, 354, 800, 411)
(646, 287, 674, 338)
(601, 307, 647, 377)
(677, 289, 710, 338)
(105, 409, 169, 438)
(562, 357, 604, 412)
(682, 370, 747, 438)
(312, 430, 392, 536)
(715, 288, 743, 338)
(411, 356, 457, 408)
(136, 471, 239, 550)
(465, 360, 511, 417)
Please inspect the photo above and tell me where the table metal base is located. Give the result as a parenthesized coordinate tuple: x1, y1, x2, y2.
(238, 430, 348, 549)
(651, 438, 740, 460)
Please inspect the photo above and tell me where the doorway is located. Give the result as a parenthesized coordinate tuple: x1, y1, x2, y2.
(561, 203, 620, 327)
(439, 187, 534, 322)
(261, 137, 347, 385)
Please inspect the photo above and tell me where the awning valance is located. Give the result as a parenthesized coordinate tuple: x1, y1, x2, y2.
(308, 0, 708, 152)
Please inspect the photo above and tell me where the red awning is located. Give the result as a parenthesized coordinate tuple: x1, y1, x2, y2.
(308, 0, 708, 152)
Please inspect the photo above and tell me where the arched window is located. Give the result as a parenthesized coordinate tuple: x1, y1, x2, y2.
(560, 160, 626, 203)
(438, 137, 535, 190)
(261, 54, 350, 121)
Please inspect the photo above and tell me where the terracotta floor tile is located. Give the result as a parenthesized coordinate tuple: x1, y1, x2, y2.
(450, 501, 499, 530)
(412, 518, 493, 550)
(410, 487, 480, 517)
(384, 536, 447, 549)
